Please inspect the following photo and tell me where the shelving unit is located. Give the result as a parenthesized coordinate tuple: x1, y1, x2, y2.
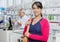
(44, 14, 60, 42)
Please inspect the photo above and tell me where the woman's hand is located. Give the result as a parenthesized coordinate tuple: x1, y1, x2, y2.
(26, 18, 32, 25)
(24, 32, 30, 37)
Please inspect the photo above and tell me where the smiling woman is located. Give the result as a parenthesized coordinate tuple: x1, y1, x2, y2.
(32, 1, 43, 17)
(23, 1, 50, 42)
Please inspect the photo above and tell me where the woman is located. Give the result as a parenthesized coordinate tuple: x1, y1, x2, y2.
(23, 1, 50, 42)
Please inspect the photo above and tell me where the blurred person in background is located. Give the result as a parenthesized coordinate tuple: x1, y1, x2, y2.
(12, 8, 29, 29)
(23, 1, 50, 42)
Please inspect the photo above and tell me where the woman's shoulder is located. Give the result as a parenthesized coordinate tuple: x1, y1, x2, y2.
(41, 18, 49, 23)
(28, 18, 32, 21)
(42, 18, 48, 21)
(40, 18, 49, 27)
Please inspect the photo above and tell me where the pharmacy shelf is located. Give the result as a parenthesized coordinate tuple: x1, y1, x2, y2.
(43, 14, 60, 16)
(49, 20, 60, 23)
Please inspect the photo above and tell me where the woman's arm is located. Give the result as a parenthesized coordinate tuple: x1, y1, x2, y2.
(28, 19, 50, 41)
(23, 18, 32, 35)
(23, 25, 27, 35)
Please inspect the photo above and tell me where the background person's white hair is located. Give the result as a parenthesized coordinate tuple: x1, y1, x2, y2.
(19, 8, 25, 14)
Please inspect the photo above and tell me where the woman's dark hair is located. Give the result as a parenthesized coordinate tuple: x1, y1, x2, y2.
(32, 1, 43, 17)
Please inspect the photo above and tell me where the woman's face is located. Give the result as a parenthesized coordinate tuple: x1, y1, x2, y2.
(32, 4, 42, 17)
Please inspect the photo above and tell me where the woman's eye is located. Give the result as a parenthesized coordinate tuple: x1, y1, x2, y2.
(33, 7, 39, 9)
(33, 7, 36, 9)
